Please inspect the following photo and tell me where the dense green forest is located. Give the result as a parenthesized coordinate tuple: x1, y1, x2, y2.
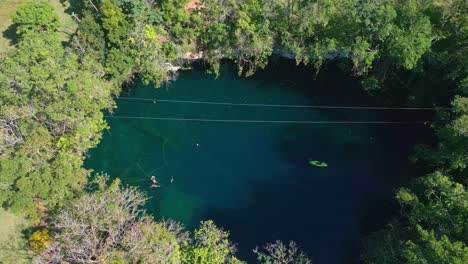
(0, 0, 466, 263)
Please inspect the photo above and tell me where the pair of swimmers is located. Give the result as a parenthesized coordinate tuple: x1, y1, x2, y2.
(150, 175, 174, 188)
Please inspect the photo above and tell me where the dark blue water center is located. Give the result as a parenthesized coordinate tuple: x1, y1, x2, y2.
(85, 61, 431, 263)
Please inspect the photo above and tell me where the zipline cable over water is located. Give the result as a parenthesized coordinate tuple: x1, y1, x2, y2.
(116, 97, 450, 110)
(104, 115, 431, 124)
(105, 100, 432, 184)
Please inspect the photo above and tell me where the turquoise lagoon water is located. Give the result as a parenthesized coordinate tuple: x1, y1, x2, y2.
(86, 61, 432, 263)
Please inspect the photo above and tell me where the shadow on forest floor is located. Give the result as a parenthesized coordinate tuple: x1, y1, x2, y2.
(60, 0, 86, 16)
(1, 23, 18, 48)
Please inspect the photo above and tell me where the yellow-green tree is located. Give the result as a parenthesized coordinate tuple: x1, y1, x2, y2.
(12, 1, 60, 36)
(29, 229, 50, 253)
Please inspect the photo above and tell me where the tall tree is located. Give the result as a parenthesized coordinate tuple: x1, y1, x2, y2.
(12, 1, 60, 36)
(182, 220, 242, 264)
(0, 3, 116, 220)
(36, 176, 188, 263)
(254, 240, 312, 264)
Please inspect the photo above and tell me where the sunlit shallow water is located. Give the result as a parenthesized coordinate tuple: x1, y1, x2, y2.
(86, 61, 432, 263)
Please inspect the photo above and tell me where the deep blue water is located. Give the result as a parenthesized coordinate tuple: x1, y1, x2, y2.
(85, 61, 432, 263)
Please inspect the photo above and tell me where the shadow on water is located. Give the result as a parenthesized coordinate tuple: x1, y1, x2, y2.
(201, 62, 433, 263)
(86, 60, 434, 264)
(202, 121, 432, 263)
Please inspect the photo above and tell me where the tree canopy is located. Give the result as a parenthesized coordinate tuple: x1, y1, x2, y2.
(0, 0, 466, 263)
(12, 2, 60, 36)
(0, 19, 116, 219)
(35, 176, 251, 264)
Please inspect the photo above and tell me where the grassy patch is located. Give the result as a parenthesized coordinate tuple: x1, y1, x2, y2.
(49, 0, 78, 43)
(0, 0, 77, 52)
(0, 0, 22, 52)
(0, 208, 35, 263)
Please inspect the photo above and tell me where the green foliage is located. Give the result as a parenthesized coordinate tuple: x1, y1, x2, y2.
(361, 77, 382, 95)
(397, 172, 468, 241)
(269, 0, 322, 62)
(350, 37, 378, 75)
(365, 94, 468, 264)
(2, 1, 467, 263)
(35, 177, 244, 263)
(414, 96, 468, 171)
(451, 96, 468, 136)
(233, 0, 273, 76)
(35, 176, 186, 263)
(387, 1, 433, 69)
(194, 0, 440, 78)
(182, 220, 241, 264)
(364, 172, 468, 263)
(73, 0, 180, 85)
(1, 0, 180, 222)
(363, 225, 405, 264)
(123, 220, 183, 263)
(162, 41, 178, 60)
(254, 240, 311, 264)
(362, 3, 467, 258)
(128, 23, 171, 85)
(364, 223, 468, 264)
(196, 0, 274, 76)
(193, 0, 233, 76)
(0, 19, 116, 218)
(106, 46, 134, 81)
(75, 11, 106, 63)
(12, 1, 60, 36)
(29, 229, 50, 253)
(357, 0, 397, 43)
(403, 225, 468, 264)
(160, 0, 193, 40)
(101, 0, 131, 44)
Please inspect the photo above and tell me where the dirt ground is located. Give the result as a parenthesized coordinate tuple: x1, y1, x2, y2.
(185, 0, 202, 11)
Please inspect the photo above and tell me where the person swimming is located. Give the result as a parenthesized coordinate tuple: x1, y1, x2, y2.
(150, 176, 160, 188)
(170, 176, 174, 184)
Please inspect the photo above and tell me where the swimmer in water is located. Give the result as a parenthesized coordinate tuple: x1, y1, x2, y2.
(170, 176, 174, 184)
(150, 176, 160, 188)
